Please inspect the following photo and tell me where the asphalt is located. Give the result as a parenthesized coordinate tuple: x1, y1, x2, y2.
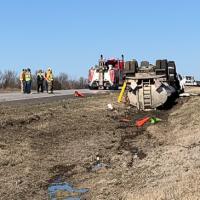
(0, 89, 107, 103)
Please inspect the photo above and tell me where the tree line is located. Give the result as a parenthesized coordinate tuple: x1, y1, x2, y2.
(0, 70, 88, 90)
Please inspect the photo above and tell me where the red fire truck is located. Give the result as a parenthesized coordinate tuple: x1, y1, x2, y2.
(88, 55, 125, 90)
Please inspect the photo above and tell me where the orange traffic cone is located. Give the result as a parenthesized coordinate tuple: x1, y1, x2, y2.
(136, 117, 150, 128)
(74, 91, 85, 97)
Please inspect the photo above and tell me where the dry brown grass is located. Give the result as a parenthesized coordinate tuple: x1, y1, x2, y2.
(1, 88, 200, 199)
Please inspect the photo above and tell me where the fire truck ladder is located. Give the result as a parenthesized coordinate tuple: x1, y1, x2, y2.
(142, 79, 152, 110)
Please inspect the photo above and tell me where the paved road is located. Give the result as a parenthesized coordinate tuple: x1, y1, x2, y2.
(0, 89, 107, 103)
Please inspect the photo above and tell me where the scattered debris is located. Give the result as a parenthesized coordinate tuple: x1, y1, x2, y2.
(150, 117, 162, 124)
(136, 117, 150, 128)
(119, 118, 131, 123)
(87, 155, 110, 172)
(190, 93, 200, 96)
(179, 93, 191, 97)
(179, 93, 200, 97)
(91, 162, 109, 172)
(74, 91, 85, 97)
(48, 182, 89, 200)
(107, 103, 114, 110)
(136, 116, 162, 127)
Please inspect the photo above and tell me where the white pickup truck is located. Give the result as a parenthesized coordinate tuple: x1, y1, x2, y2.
(183, 76, 198, 86)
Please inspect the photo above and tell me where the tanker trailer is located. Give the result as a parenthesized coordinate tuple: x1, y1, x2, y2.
(124, 59, 181, 110)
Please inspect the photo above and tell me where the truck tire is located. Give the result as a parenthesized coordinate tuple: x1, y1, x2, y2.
(130, 59, 138, 72)
(114, 85, 119, 90)
(124, 60, 138, 76)
(168, 61, 176, 82)
(109, 85, 119, 90)
(156, 60, 162, 69)
(141, 61, 149, 67)
(161, 59, 168, 70)
(159, 59, 168, 78)
(168, 61, 176, 72)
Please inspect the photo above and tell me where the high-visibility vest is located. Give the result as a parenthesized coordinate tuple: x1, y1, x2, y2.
(37, 72, 44, 80)
(25, 72, 32, 81)
(46, 72, 53, 81)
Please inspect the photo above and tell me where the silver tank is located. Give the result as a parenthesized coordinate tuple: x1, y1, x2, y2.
(125, 64, 179, 110)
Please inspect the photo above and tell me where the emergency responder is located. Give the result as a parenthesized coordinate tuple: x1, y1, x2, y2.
(46, 67, 54, 94)
(44, 71, 48, 93)
(37, 70, 44, 93)
(25, 68, 32, 94)
(19, 69, 26, 93)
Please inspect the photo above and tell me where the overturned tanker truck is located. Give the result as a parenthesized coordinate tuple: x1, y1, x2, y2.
(124, 59, 183, 110)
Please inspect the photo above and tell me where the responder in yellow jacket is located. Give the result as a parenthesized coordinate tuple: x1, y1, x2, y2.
(19, 69, 26, 93)
(46, 68, 54, 94)
(25, 68, 32, 94)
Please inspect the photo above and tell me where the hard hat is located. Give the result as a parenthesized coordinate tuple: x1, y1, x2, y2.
(48, 67, 51, 71)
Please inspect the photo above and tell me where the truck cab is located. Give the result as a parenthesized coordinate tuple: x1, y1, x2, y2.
(88, 55, 125, 90)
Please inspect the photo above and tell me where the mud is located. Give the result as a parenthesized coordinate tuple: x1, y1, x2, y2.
(0, 88, 200, 200)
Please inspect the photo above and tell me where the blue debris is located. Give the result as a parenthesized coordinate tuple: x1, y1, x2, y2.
(48, 182, 89, 200)
(91, 162, 110, 172)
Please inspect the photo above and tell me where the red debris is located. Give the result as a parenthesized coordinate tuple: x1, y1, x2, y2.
(136, 117, 150, 128)
(74, 91, 85, 97)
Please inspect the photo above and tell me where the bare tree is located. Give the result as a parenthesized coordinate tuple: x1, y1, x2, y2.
(58, 73, 69, 89)
(2, 70, 18, 89)
(0, 70, 87, 90)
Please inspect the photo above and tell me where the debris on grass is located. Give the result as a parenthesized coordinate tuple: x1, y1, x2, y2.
(119, 118, 131, 123)
(136, 116, 162, 127)
(179, 93, 191, 97)
(107, 103, 114, 110)
(150, 117, 162, 124)
(136, 117, 150, 127)
(74, 91, 85, 97)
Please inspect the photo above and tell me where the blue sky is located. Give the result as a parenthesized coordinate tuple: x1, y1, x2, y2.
(0, 0, 199, 79)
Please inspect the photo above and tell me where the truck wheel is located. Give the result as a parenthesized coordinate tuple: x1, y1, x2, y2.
(168, 61, 176, 73)
(114, 85, 119, 90)
(156, 60, 162, 69)
(109, 85, 118, 90)
(168, 61, 176, 82)
(130, 59, 138, 72)
(161, 59, 168, 70)
(124, 60, 138, 76)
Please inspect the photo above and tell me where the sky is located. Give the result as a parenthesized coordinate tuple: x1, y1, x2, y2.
(0, 0, 199, 79)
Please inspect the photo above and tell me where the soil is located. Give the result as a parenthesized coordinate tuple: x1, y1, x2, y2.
(0, 87, 200, 200)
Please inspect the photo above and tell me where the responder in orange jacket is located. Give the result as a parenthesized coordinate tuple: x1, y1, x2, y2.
(19, 69, 26, 93)
(46, 68, 54, 94)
